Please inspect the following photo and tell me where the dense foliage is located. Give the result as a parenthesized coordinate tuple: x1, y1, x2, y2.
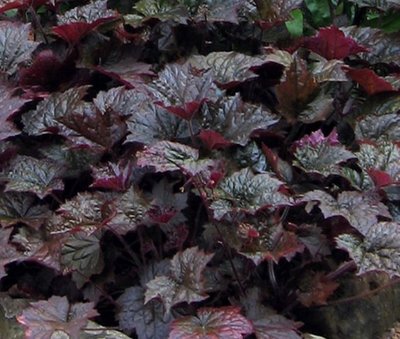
(0, 0, 399, 338)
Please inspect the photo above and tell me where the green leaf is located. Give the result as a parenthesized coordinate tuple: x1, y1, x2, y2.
(0, 21, 39, 74)
(355, 113, 400, 141)
(285, 9, 303, 37)
(145, 247, 214, 313)
(0, 192, 50, 229)
(304, 0, 331, 27)
(336, 222, 400, 278)
(3, 156, 64, 199)
(169, 306, 253, 339)
(210, 168, 292, 220)
(301, 190, 391, 236)
(61, 231, 104, 288)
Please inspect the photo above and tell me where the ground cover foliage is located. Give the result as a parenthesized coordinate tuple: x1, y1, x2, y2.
(0, 0, 399, 338)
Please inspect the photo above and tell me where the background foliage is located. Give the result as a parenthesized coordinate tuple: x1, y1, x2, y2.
(0, 0, 399, 338)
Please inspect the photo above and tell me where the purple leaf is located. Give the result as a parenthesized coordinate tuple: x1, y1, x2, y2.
(145, 247, 214, 313)
(17, 296, 98, 339)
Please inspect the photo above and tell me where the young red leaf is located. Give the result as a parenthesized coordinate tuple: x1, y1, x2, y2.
(304, 26, 368, 60)
(161, 100, 204, 121)
(169, 306, 253, 339)
(17, 296, 98, 339)
(53, 20, 112, 45)
(367, 169, 394, 188)
(198, 129, 232, 150)
(90, 161, 133, 191)
(346, 68, 395, 95)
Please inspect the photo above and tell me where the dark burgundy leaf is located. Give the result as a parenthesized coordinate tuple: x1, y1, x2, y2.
(0, 0, 48, 13)
(161, 99, 205, 121)
(19, 50, 67, 91)
(346, 68, 395, 95)
(304, 26, 368, 60)
(197, 129, 232, 150)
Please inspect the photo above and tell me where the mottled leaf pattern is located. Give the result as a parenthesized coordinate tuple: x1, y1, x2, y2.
(336, 222, 400, 277)
(0, 22, 39, 74)
(210, 168, 291, 220)
(57, 0, 116, 24)
(301, 190, 391, 235)
(3, 156, 64, 199)
(145, 247, 213, 313)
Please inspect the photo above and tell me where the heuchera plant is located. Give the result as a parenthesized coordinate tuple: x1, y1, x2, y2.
(0, 0, 399, 338)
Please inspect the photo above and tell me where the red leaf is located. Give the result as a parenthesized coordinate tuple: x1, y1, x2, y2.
(0, 0, 48, 13)
(53, 17, 114, 45)
(262, 144, 293, 182)
(304, 26, 368, 60)
(169, 306, 253, 339)
(345, 68, 395, 95)
(367, 169, 393, 188)
(90, 161, 133, 191)
(198, 129, 232, 150)
(160, 100, 205, 120)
